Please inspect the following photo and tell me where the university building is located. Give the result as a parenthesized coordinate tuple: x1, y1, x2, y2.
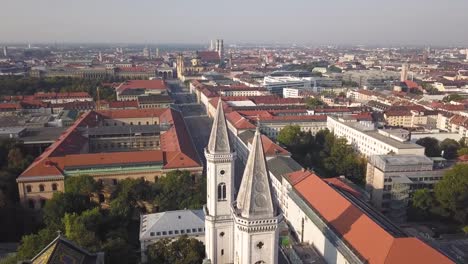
(17, 108, 202, 210)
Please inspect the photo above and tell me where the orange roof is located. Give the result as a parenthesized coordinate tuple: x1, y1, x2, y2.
(289, 171, 453, 264)
(97, 108, 168, 119)
(260, 135, 289, 156)
(19, 108, 201, 179)
(225, 111, 256, 130)
(63, 151, 164, 168)
(117, 80, 167, 93)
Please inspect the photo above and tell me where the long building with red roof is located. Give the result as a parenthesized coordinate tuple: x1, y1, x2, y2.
(17, 107, 201, 210)
(278, 170, 454, 264)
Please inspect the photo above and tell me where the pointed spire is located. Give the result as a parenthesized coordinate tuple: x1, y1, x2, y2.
(207, 98, 232, 154)
(236, 127, 275, 219)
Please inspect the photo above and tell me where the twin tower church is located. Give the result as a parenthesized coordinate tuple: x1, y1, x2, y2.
(204, 99, 282, 264)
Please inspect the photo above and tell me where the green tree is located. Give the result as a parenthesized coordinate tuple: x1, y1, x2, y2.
(63, 210, 102, 252)
(434, 164, 468, 224)
(442, 94, 464, 102)
(328, 65, 343, 73)
(457, 147, 468, 156)
(305, 97, 325, 109)
(102, 237, 136, 264)
(147, 236, 205, 264)
(65, 175, 100, 195)
(412, 189, 435, 211)
(16, 228, 57, 260)
(440, 139, 460, 160)
(416, 137, 441, 157)
(43, 192, 95, 229)
(155, 170, 205, 211)
(277, 125, 302, 146)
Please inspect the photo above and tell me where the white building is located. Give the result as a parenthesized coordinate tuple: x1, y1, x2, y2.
(139, 209, 205, 262)
(204, 99, 281, 264)
(263, 76, 314, 95)
(327, 116, 425, 157)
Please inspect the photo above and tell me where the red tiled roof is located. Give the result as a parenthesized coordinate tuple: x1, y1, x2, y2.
(63, 151, 164, 168)
(288, 170, 453, 264)
(197, 51, 220, 62)
(97, 108, 167, 119)
(116, 80, 167, 93)
(19, 108, 201, 179)
(107, 100, 139, 109)
(385, 110, 412, 117)
(225, 111, 256, 130)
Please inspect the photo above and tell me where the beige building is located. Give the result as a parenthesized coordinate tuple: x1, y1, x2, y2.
(17, 108, 202, 210)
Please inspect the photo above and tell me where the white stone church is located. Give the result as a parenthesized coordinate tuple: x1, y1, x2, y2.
(204, 99, 282, 264)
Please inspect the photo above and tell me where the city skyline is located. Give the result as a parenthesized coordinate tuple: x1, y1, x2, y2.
(2, 0, 468, 46)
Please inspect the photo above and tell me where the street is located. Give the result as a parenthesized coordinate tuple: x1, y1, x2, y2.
(168, 80, 212, 167)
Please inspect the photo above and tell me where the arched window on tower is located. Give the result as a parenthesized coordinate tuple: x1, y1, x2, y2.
(217, 183, 226, 201)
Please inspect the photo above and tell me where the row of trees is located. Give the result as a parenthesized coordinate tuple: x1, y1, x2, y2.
(0, 139, 37, 241)
(415, 137, 467, 160)
(2, 170, 206, 264)
(411, 164, 468, 233)
(277, 126, 367, 184)
(0, 76, 119, 101)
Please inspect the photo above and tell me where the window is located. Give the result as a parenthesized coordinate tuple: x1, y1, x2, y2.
(112, 179, 118, 185)
(28, 199, 35, 209)
(52, 183, 58, 191)
(181, 230, 185, 234)
(198, 228, 202, 232)
(39, 184, 45, 192)
(219, 232, 225, 237)
(220, 170, 225, 175)
(26, 185, 32, 193)
(40, 199, 46, 208)
(218, 183, 226, 201)
(162, 231, 167, 235)
(150, 232, 155, 236)
(168, 231, 173, 235)
(221, 249, 224, 255)
(186, 229, 191, 233)
(156, 232, 161, 236)
(175, 230, 179, 234)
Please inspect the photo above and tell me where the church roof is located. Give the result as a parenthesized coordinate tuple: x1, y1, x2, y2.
(236, 127, 276, 219)
(207, 98, 232, 154)
(30, 235, 104, 264)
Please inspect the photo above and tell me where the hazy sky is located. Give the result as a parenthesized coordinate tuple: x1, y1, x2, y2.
(2, 0, 468, 46)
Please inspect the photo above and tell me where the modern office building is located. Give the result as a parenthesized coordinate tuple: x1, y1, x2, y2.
(366, 155, 448, 221)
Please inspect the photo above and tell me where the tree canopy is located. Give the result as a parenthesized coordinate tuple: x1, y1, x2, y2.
(147, 236, 205, 264)
(416, 137, 441, 157)
(277, 127, 366, 184)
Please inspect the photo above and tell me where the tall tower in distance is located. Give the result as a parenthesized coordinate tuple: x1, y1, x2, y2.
(210, 40, 215, 51)
(204, 98, 236, 264)
(215, 39, 224, 61)
(3, 46, 8, 57)
(400, 63, 409, 82)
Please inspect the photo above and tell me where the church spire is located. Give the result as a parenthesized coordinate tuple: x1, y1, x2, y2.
(207, 98, 232, 154)
(236, 126, 275, 219)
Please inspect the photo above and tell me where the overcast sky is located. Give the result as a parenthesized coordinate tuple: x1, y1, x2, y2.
(2, 0, 467, 46)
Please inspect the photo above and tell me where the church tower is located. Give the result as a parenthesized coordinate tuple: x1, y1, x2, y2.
(232, 126, 281, 264)
(204, 98, 236, 264)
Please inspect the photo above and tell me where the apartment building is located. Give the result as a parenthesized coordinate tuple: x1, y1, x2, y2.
(327, 116, 425, 157)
